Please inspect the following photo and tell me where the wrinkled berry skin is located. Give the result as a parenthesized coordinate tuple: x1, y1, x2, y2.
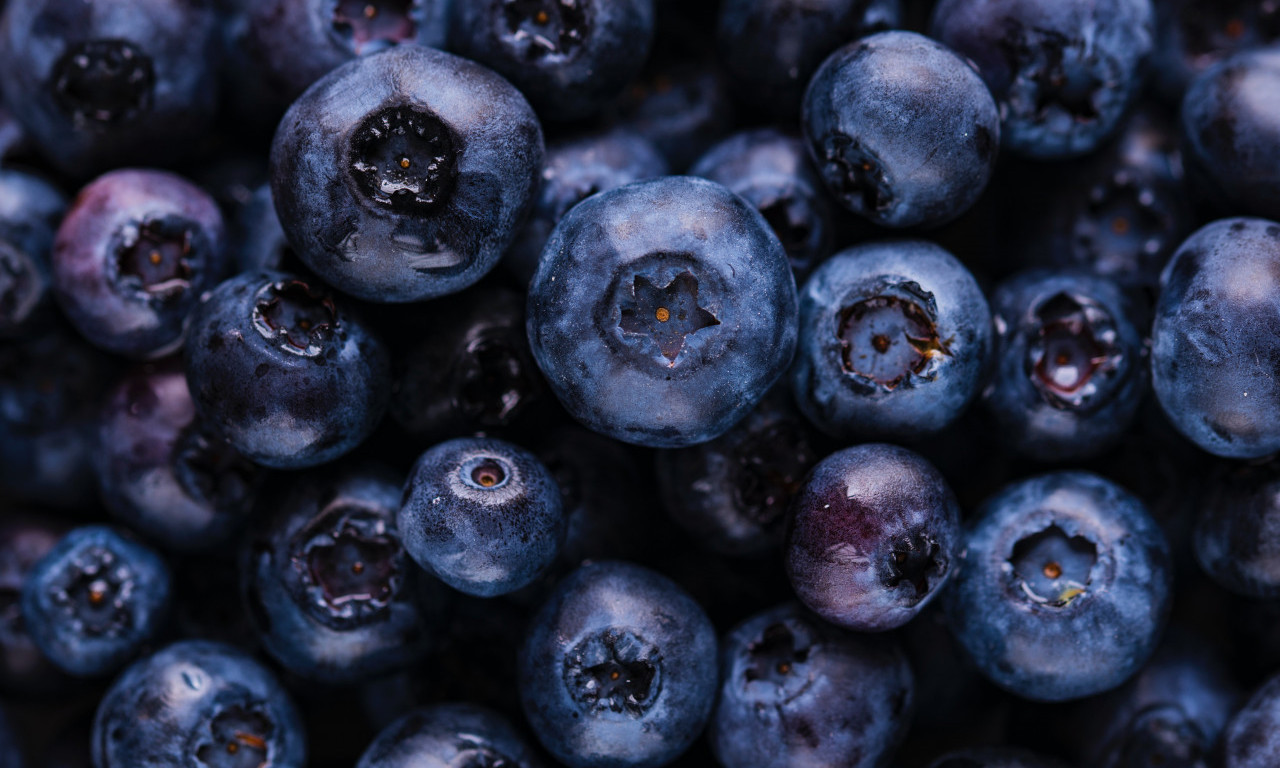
(527, 176, 798, 448)
(518, 560, 717, 768)
(400, 437, 566, 597)
(1151, 0, 1280, 103)
(184, 270, 390, 469)
(982, 271, 1148, 462)
(785, 443, 960, 631)
(97, 363, 263, 552)
(0, 514, 68, 695)
(1182, 49, 1280, 221)
(656, 391, 824, 557)
(690, 129, 834, 281)
(944, 471, 1172, 702)
(791, 239, 991, 442)
(0, 0, 221, 176)
(1195, 458, 1280, 598)
(1151, 219, 1280, 459)
(451, 0, 655, 121)
(21, 525, 171, 678)
(270, 46, 543, 303)
(506, 129, 668, 287)
(52, 169, 227, 360)
(91, 640, 306, 768)
(930, 0, 1155, 160)
(710, 603, 914, 768)
(803, 31, 999, 229)
(928, 749, 1072, 768)
(715, 0, 900, 119)
(356, 704, 541, 768)
(0, 168, 65, 338)
(244, 464, 438, 684)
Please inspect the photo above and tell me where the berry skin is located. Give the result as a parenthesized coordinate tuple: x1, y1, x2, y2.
(1194, 457, 1280, 598)
(20, 525, 171, 678)
(518, 560, 717, 768)
(0, 514, 68, 695)
(184, 270, 390, 469)
(91, 640, 306, 768)
(0, 168, 66, 338)
(605, 59, 737, 172)
(709, 603, 914, 768)
(802, 30, 1000, 228)
(944, 471, 1172, 702)
(784, 443, 960, 632)
(1224, 672, 1280, 768)
(1182, 48, 1280, 220)
(399, 436, 566, 597)
(930, 0, 1155, 160)
(981, 270, 1148, 462)
(790, 239, 991, 442)
(527, 175, 798, 448)
(451, 0, 656, 121)
(97, 363, 263, 552)
(1151, 0, 1280, 103)
(270, 46, 543, 303)
(243, 464, 440, 684)
(355, 704, 540, 768)
(52, 169, 227, 359)
(1151, 218, 1280, 459)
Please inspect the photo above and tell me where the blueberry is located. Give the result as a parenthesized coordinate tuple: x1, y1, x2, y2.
(0, 0, 221, 175)
(784, 443, 960, 631)
(518, 560, 717, 768)
(243, 463, 440, 684)
(1194, 457, 1280, 598)
(1182, 48, 1280, 221)
(944, 471, 1172, 701)
(91, 640, 306, 768)
(21, 525, 171, 678)
(690, 128, 835, 280)
(790, 239, 992, 441)
(527, 176, 798, 448)
(399, 436, 566, 597)
(981, 270, 1148, 462)
(605, 58, 737, 172)
(709, 602, 913, 768)
(1152, 0, 1280, 104)
(656, 390, 824, 557)
(927, 748, 1073, 768)
(0, 514, 69, 695)
(506, 128, 668, 287)
(0, 168, 65, 338)
(715, 0, 901, 119)
(184, 270, 390, 469)
(451, 0, 656, 121)
(97, 362, 264, 552)
(802, 30, 1000, 228)
(52, 169, 227, 360)
(930, 0, 1155, 159)
(1151, 218, 1280, 459)
(355, 704, 539, 768)
(231, 184, 305, 276)
(269, 45, 543, 303)
(1224, 672, 1280, 767)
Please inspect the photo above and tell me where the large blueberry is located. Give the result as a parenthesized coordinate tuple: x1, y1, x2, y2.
(91, 640, 306, 768)
(52, 169, 227, 359)
(270, 45, 543, 303)
(930, 0, 1155, 159)
(399, 436, 566, 597)
(21, 525, 171, 678)
(527, 176, 797, 448)
(982, 270, 1148, 462)
(710, 603, 913, 768)
(1194, 457, 1280, 598)
(1151, 218, 1280, 459)
(451, 0, 655, 121)
(518, 560, 717, 768)
(356, 704, 540, 768)
(790, 239, 991, 441)
(944, 471, 1172, 701)
(0, 0, 221, 175)
(785, 443, 960, 631)
(243, 464, 439, 684)
(0, 168, 65, 338)
(803, 30, 1000, 228)
(184, 270, 390, 469)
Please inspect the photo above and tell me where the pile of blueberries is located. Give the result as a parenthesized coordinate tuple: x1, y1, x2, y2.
(5, 0, 1280, 766)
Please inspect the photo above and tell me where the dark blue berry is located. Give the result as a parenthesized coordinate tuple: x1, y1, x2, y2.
(355, 704, 539, 768)
(0, 514, 69, 695)
(1152, 0, 1280, 104)
(605, 59, 737, 172)
(1194, 457, 1280, 598)
(0, 168, 65, 338)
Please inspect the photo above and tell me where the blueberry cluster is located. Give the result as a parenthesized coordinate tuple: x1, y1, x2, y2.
(4, 1, 1280, 767)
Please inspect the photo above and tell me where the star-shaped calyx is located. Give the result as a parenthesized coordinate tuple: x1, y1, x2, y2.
(618, 270, 720, 364)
